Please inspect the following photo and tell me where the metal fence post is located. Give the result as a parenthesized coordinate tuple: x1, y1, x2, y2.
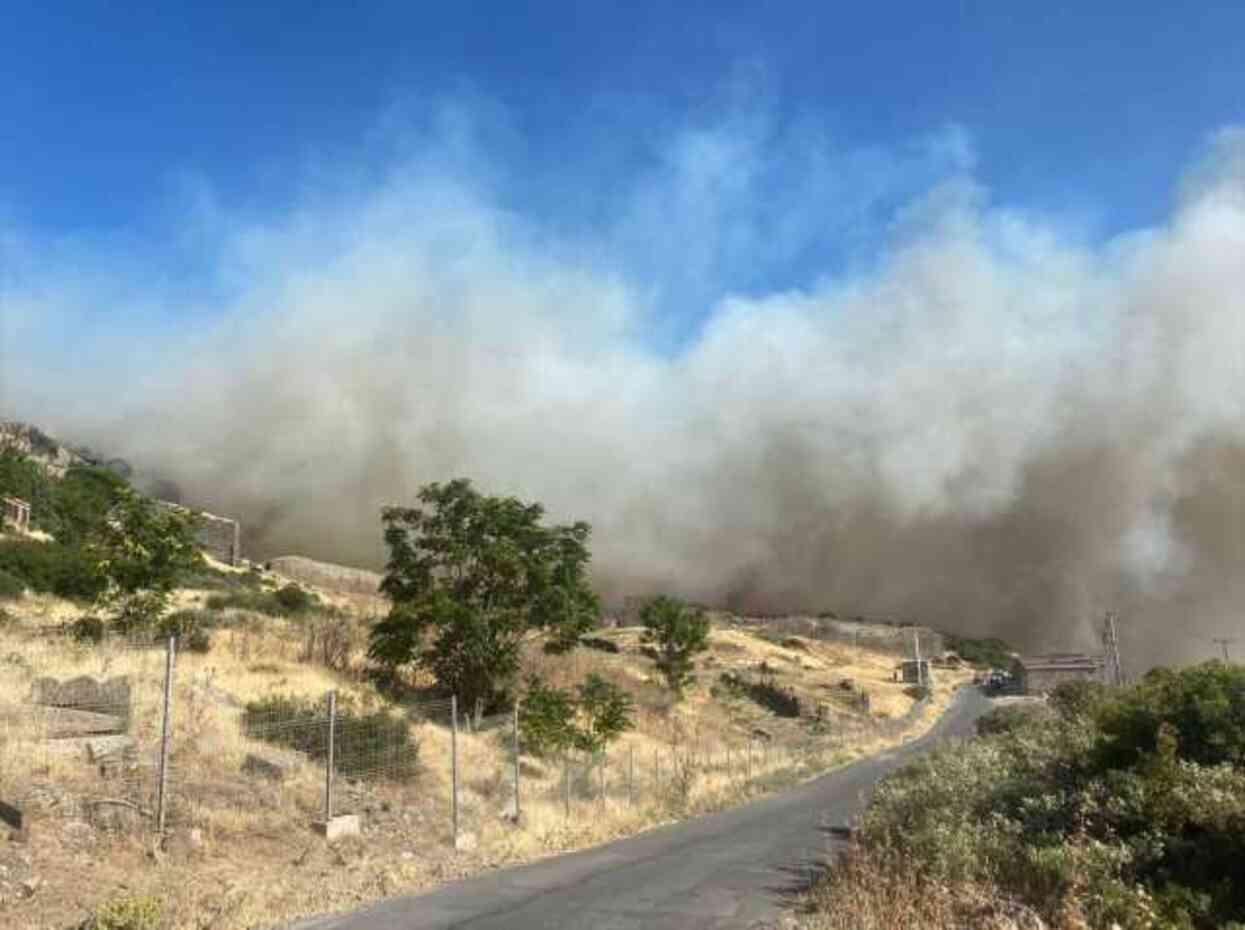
(599, 752, 606, 805)
(563, 752, 570, 819)
(325, 690, 337, 821)
(155, 634, 176, 834)
(512, 702, 521, 822)
(628, 745, 634, 807)
(451, 696, 459, 845)
(746, 738, 752, 782)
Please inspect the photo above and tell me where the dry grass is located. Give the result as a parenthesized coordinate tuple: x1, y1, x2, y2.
(0, 582, 969, 930)
(793, 846, 1056, 930)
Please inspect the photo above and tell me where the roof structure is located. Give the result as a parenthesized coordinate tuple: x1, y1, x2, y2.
(1013, 653, 1105, 671)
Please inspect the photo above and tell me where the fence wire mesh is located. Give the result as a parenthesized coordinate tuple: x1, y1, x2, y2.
(0, 631, 170, 834)
(1, 624, 940, 852)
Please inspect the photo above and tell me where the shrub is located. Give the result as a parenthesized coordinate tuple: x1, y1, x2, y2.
(717, 670, 801, 717)
(206, 586, 320, 617)
(157, 608, 216, 653)
(89, 893, 162, 930)
(0, 567, 24, 600)
(274, 583, 315, 613)
(71, 615, 106, 644)
(520, 676, 579, 756)
(242, 694, 418, 779)
(573, 673, 635, 754)
(975, 703, 1049, 737)
(0, 539, 105, 601)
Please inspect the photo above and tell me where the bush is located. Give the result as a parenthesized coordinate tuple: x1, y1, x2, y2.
(89, 893, 162, 930)
(975, 703, 1049, 737)
(274, 583, 315, 613)
(520, 676, 579, 756)
(843, 663, 1245, 929)
(717, 670, 801, 717)
(241, 694, 418, 779)
(944, 634, 1015, 669)
(0, 539, 105, 601)
(205, 585, 319, 617)
(157, 608, 216, 653)
(0, 567, 24, 600)
(71, 615, 106, 644)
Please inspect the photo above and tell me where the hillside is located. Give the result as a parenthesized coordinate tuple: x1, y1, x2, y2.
(0, 562, 968, 930)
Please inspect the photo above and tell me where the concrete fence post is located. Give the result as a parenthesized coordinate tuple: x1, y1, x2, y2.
(451, 696, 459, 846)
(155, 634, 177, 834)
(324, 690, 337, 821)
(599, 752, 606, 805)
(563, 752, 571, 819)
(746, 738, 752, 782)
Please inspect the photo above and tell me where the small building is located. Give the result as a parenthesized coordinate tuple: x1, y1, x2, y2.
(895, 659, 934, 685)
(1010, 653, 1106, 695)
(2, 496, 31, 533)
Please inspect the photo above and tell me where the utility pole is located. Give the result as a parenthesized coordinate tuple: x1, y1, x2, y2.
(913, 630, 923, 688)
(1102, 612, 1125, 686)
(1212, 638, 1237, 662)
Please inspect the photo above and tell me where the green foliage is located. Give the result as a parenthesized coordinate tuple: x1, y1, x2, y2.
(157, 608, 215, 653)
(0, 448, 56, 524)
(0, 567, 24, 600)
(71, 615, 106, 644)
(89, 893, 162, 930)
(854, 662, 1245, 929)
(274, 583, 315, 613)
(48, 464, 129, 548)
(975, 702, 1049, 736)
(110, 590, 171, 636)
(519, 673, 635, 757)
(369, 479, 601, 712)
(241, 694, 418, 779)
(945, 634, 1015, 669)
(717, 669, 801, 717)
(519, 675, 579, 756)
(639, 595, 710, 698)
(0, 539, 106, 601)
(88, 487, 203, 602)
(573, 673, 635, 753)
(1095, 661, 1245, 769)
(204, 585, 319, 617)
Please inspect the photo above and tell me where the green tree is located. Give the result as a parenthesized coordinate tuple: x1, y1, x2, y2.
(519, 675, 579, 756)
(640, 595, 710, 698)
(368, 479, 600, 711)
(573, 673, 635, 754)
(87, 489, 203, 633)
(50, 464, 129, 547)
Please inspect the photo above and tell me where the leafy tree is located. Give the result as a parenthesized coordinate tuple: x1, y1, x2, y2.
(640, 595, 710, 698)
(573, 672, 635, 754)
(519, 673, 635, 757)
(50, 464, 129, 547)
(87, 488, 203, 632)
(368, 479, 600, 711)
(519, 675, 579, 756)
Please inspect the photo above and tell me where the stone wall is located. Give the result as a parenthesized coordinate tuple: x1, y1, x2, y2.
(155, 501, 241, 566)
(267, 555, 383, 595)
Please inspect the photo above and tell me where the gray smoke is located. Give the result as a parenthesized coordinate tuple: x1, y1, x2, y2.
(4, 118, 1244, 671)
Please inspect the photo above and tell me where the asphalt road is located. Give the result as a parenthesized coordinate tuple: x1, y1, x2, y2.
(292, 687, 991, 930)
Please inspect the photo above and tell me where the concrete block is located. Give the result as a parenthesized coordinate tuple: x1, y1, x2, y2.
(312, 814, 361, 842)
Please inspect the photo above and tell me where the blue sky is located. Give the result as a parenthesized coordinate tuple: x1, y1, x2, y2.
(5, 1, 1244, 348)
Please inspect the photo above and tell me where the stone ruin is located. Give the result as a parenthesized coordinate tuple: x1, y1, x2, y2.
(2, 495, 30, 533)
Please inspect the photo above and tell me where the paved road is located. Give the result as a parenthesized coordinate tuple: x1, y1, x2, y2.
(293, 687, 991, 930)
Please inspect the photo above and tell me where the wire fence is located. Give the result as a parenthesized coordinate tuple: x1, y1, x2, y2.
(0, 631, 935, 850)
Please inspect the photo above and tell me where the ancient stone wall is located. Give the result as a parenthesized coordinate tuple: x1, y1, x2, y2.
(155, 501, 241, 566)
(267, 555, 383, 595)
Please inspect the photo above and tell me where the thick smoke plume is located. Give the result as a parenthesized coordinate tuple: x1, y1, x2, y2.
(3, 116, 1244, 670)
